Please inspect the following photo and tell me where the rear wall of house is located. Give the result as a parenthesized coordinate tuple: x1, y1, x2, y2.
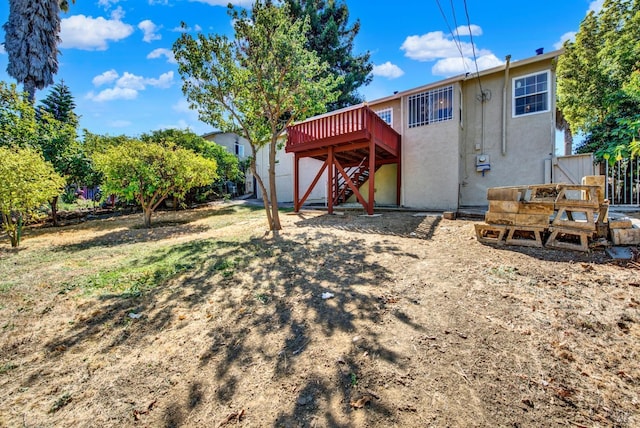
(459, 59, 556, 206)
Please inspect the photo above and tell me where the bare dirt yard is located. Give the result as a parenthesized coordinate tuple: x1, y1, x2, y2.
(1, 203, 639, 427)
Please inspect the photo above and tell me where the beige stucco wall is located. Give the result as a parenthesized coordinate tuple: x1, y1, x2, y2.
(255, 145, 327, 204)
(346, 164, 397, 206)
(372, 83, 461, 210)
(458, 59, 556, 206)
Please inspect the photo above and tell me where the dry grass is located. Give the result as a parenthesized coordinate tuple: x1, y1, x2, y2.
(0, 203, 638, 427)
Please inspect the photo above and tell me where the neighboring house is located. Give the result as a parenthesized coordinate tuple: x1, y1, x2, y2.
(202, 131, 254, 196)
(261, 49, 564, 213)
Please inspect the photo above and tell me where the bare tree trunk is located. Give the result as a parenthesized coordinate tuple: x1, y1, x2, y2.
(250, 155, 273, 229)
(268, 140, 281, 231)
(24, 79, 36, 104)
(143, 207, 153, 228)
(50, 195, 59, 227)
(564, 123, 574, 156)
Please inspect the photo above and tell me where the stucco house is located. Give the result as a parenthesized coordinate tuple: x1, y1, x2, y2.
(260, 49, 563, 213)
(202, 131, 255, 196)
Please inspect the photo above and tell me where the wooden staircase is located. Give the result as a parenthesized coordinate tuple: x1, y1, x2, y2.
(333, 157, 380, 205)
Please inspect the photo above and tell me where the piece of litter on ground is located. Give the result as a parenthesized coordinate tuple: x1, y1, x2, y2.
(128, 312, 142, 319)
(321, 292, 335, 300)
(606, 246, 633, 260)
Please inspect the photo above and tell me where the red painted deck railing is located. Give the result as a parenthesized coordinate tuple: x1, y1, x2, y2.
(286, 106, 400, 155)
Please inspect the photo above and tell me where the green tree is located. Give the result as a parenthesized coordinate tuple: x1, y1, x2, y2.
(3, 0, 61, 103)
(557, 0, 640, 160)
(37, 80, 78, 127)
(94, 139, 218, 228)
(284, 0, 373, 110)
(0, 146, 64, 247)
(140, 128, 241, 191)
(0, 82, 39, 148)
(36, 81, 83, 225)
(173, 1, 340, 231)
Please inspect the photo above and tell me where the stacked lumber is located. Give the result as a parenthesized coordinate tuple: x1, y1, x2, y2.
(609, 217, 640, 245)
(475, 177, 609, 252)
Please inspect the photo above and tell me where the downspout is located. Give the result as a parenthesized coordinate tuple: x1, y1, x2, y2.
(502, 55, 511, 156)
(400, 94, 405, 207)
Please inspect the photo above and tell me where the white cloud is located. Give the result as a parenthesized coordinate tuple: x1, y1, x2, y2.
(401, 31, 489, 62)
(372, 62, 404, 79)
(109, 119, 132, 128)
(149, 0, 169, 4)
(172, 23, 202, 33)
(454, 24, 482, 37)
(554, 31, 576, 50)
(138, 19, 162, 42)
(110, 6, 125, 21)
(432, 54, 503, 77)
(87, 70, 174, 102)
(86, 87, 138, 102)
(147, 48, 177, 64)
(173, 99, 194, 114)
(188, 0, 254, 6)
(60, 9, 133, 50)
(92, 69, 119, 86)
(98, 0, 120, 8)
(0, 44, 5, 54)
(589, 0, 604, 13)
(146, 71, 174, 89)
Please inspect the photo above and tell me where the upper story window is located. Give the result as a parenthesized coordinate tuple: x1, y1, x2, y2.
(234, 142, 245, 158)
(375, 108, 393, 125)
(408, 85, 453, 128)
(513, 70, 550, 116)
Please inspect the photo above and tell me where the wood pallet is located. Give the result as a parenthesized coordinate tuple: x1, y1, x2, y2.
(505, 226, 545, 248)
(545, 227, 591, 252)
(474, 224, 507, 245)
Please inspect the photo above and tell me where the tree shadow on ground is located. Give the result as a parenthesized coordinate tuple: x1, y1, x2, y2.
(477, 240, 616, 264)
(42, 224, 423, 426)
(293, 211, 441, 240)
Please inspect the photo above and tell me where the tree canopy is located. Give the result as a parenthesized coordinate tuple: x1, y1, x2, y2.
(140, 128, 241, 187)
(94, 139, 218, 228)
(3, 0, 61, 103)
(173, 1, 341, 231)
(37, 80, 78, 127)
(0, 146, 64, 247)
(557, 0, 640, 161)
(284, 0, 373, 110)
(0, 82, 39, 148)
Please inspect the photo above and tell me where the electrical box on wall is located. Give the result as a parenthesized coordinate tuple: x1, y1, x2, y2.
(476, 154, 490, 174)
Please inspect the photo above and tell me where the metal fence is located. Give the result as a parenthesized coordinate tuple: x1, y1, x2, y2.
(605, 157, 640, 206)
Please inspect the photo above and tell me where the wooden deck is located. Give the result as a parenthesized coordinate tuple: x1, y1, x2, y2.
(286, 106, 401, 214)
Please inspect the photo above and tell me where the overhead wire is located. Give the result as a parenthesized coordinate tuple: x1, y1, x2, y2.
(434, 0, 466, 66)
(462, 0, 485, 97)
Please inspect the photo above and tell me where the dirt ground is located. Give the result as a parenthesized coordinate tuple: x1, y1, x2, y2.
(1, 205, 639, 427)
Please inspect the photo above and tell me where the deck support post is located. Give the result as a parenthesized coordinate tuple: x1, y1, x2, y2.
(293, 153, 300, 212)
(396, 135, 401, 207)
(368, 132, 376, 215)
(327, 145, 334, 215)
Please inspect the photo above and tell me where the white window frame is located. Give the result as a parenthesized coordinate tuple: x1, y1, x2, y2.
(408, 85, 453, 128)
(512, 70, 550, 117)
(235, 142, 245, 158)
(375, 107, 393, 125)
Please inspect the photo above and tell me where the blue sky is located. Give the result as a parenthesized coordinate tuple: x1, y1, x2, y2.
(0, 0, 603, 137)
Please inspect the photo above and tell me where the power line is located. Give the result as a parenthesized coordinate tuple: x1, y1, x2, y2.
(462, 0, 485, 97)
(434, 0, 466, 67)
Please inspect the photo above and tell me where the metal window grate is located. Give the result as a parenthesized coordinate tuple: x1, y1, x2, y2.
(408, 86, 453, 128)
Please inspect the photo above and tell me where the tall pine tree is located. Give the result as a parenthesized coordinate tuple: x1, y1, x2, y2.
(37, 80, 78, 126)
(285, 0, 372, 110)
